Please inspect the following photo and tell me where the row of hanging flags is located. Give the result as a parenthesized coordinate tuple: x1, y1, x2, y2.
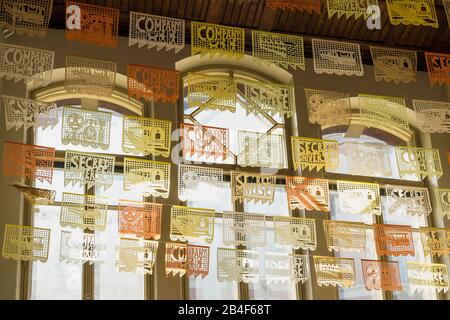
(0, 1, 449, 88)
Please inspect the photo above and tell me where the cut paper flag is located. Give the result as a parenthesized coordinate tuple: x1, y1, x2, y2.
(313, 256, 355, 288)
(2, 224, 50, 262)
(118, 200, 162, 240)
(420, 227, 450, 257)
(252, 30, 305, 70)
(436, 189, 450, 219)
(266, 0, 321, 13)
(237, 131, 286, 169)
(425, 52, 450, 87)
(65, 55, 117, 97)
(394, 146, 442, 180)
(0, 0, 53, 37)
(223, 212, 266, 247)
(413, 99, 450, 134)
(66, 1, 119, 47)
(343, 142, 392, 177)
(60, 192, 108, 231)
(362, 260, 402, 292)
(386, 0, 438, 28)
(374, 224, 415, 257)
(3, 141, 54, 183)
(288, 254, 310, 284)
(273, 216, 317, 251)
(337, 181, 381, 216)
(0, 43, 54, 86)
(64, 150, 114, 190)
(291, 137, 339, 172)
(191, 21, 245, 58)
(123, 158, 170, 198)
(406, 262, 449, 294)
(231, 171, 277, 205)
(10, 183, 55, 205)
(178, 165, 223, 202)
(180, 122, 229, 162)
(116, 238, 158, 274)
(370, 47, 417, 84)
(312, 38, 364, 76)
(217, 248, 259, 283)
(304, 88, 351, 126)
(186, 73, 237, 112)
(122, 115, 172, 157)
(128, 64, 180, 103)
(169, 206, 215, 244)
(2, 95, 58, 132)
(129, 12, 185, 53)
(285, 176, 330, 212)
(327, 0, 379, 19)
(60, 230, 106, 265)
(61, 106, 112, 150)
(323, 220, 367, 253)
(385, 185, 432, 217)
(165, 242, 210, 278)
(265, 253, 308, 284)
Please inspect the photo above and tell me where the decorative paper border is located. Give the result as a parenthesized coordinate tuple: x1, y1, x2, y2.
(413, 99, 450, 134)
(61, 192, 108, 231)
(313, 256, 356, 288)
(304, 88, 351, 126)
(385, 185, 432, 217)
(406, 262, 449, 294)
(374, 224, 415, 257)
(285, 176, 330, 212)
(370, 46, 417, 84)
(231, 171, 277, 205)
(420, 227, 450, 257)
(323, 220, 367, 252)
(386, 0, 439, 28)
(362, 259, 402, 292)
(273, 216, 317, 251)
(291, 136, 339, 171)
(223, 211, 266, 247)
(116, 237, 159, 274)
(169, 206, 215, 244)
(118, 200, 162, 240)
(178, 164, 223, 202)
(217, 248, 259, 283)
(2, 224, 50, 262)
(337, 181, 381, 216)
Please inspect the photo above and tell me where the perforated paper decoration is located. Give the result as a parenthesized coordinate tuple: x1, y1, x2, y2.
(65, 55, 116, 97)
(304, 88, 351, 126)
(323, 220, 367, 253)
(413, 99, 450, 134)
(425, 52, 450, 87)
(265, 253, 290, 284)
(217, 248, 259, 283)
(445, 0, 450, 27)
(386, 0, 438, 27)
(170, 206, 215, 244)
(116, 238, 158, 274)
(180, 123, 229, 161)
(266, 0, 321, 13)
(237, 131, 286, 169)
(61, 107, 112, 150)
(3, 95, 58, 132)
(237, 79, 296, 119)
(337, 181, 381, 216)
(313, 256, 355, 288)
(66, 1, 119, 47)
(406, 262, 449, 294)
(370, 47, 417, 84)
(128, 64, 180, 103)
(252, 31, 305, 70)
(286, 176, 330, 212)
(327, 0, 378, 19)
(343, 142, 392, 177)
(129, 12, 185, 53)
(3, 141, 54, 183)
(118, 200, 162, 240)
(436, 189, 450, 219)
(123, 158, 170, 198)
(362, 260, 402, 292)
(0, 0, 52, 37)
(395, 147, 442, 180)
(178, 165, 223, 202)
(289, 254, 310, 284)
(2, 224, 50, 262)
(191, 22, 244, 59)
(420, 227, 450, 257)
(64, 150, 114, 190)
(374, 224, 414, 257)
(223, 212, 266, 247)
(60, 230, 106, 265)
(273, 216, 317, 250)
(123, 115, 172, 157)
(165, 243, 210, 278)
(385, 185, 432, 217)
(0, 43, 54, 85)
(291, 137, 339, 171)
(231, 171, 276, 205)
(358, 94, 409, 133)
(61, 192, 108, 231)
(11, 183, 55, 205)
(312, 38, 364, 76)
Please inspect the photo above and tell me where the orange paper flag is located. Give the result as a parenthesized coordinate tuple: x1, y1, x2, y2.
(425, 52, 450, 87)
(374, 224, 415, 257)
